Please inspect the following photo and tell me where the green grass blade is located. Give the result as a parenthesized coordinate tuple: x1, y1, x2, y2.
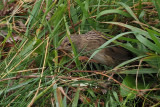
(102, 22, 150, 38)
(118, 2, 139, 21)
(121, 68, 159, 74)
(115, 55, 147, 68)
(89, 32, 133, 63)
(152, 0, 160, 20)
(97, 9, 131, 19)
(63, 16, 81, 69)
(136, 34, 160, 54)
(120, 43, 146, 55)
(72, 88, 80, 107)
(76, 0, 96, 30)
(70, 5, 78, 24)
(25, 0, 43, 36)
(147, 28, 160, 48)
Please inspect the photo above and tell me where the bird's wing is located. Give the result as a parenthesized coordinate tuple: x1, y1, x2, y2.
(105, 47, 131, 61)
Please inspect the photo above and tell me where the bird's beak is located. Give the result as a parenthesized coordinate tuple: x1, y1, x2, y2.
(56, 46, 61, 50)
(56, 45, 64, 50)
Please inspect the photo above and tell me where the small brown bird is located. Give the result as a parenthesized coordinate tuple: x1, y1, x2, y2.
(58, 30, 131, 66)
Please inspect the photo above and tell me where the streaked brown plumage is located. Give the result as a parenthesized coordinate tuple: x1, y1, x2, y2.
(58, 30, 131, 66)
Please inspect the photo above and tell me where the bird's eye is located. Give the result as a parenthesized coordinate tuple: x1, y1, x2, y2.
(68, 43, 71, 46)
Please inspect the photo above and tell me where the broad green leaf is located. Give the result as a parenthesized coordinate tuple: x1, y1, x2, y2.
(120, 76, 148, 99)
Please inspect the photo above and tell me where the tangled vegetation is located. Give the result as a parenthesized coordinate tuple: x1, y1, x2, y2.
(0, 0, 160, 106)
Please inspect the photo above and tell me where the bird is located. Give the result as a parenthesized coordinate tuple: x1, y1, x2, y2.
(58, 30, 131, 66)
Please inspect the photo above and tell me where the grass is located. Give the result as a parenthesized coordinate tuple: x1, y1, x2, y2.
(0, 0, 160, 106)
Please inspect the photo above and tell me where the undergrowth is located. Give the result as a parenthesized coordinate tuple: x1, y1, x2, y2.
(0, 0, 160, 106)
